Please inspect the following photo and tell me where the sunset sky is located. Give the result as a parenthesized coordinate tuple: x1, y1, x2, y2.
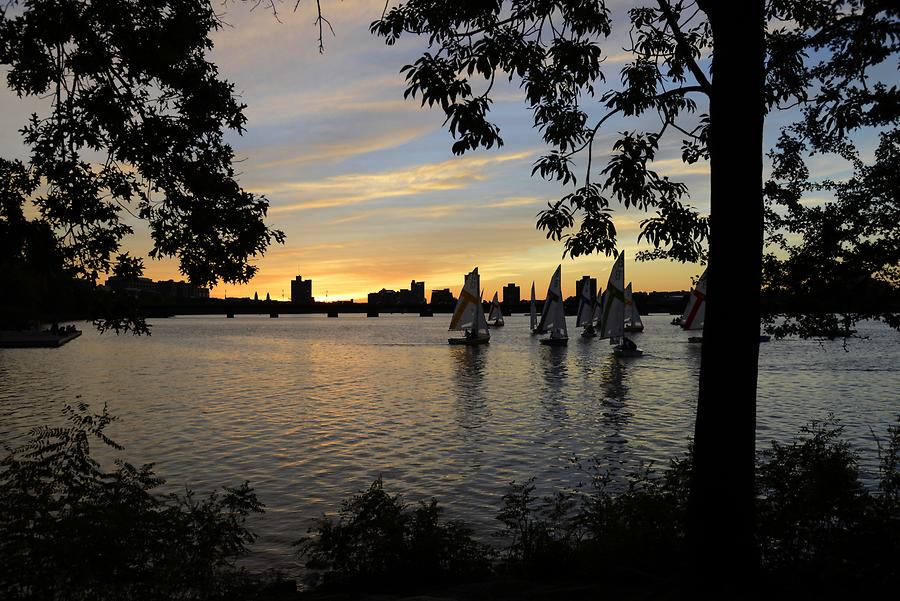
(0, 1, 876, 301)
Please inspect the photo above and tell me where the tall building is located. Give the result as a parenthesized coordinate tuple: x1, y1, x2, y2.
(410, 280, 425, 303)
(576, 276, 597, 301)
(502, 283, 520, 306)
(430, 288, 455, 308)
(368, 284, 424, 306)
(291, 275, 314, 304)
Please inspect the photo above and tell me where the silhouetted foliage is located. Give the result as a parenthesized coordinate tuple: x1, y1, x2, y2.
(304, 420, 900, 597)
(764, 127, 900, 338)
(0, 1, 286, 331)
(297, 477, 494, 590)
(0, 402, 265, 601)
(755, 417, 900, 594)
(372, 0, 711, 263)
(493, 479, 579, 573)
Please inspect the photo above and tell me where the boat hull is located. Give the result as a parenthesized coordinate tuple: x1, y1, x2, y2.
(614, 347, 643, 357)
(448, 335, 490, 346)
(540, 337, 568, 346)
(624, 325, 644, 333)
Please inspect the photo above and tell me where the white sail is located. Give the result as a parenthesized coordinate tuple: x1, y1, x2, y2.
(540, 265, 567, 339)
(576, 280, 594, 328)
(488, 292, 503, 322)
(475, 290, 490, 333)
(624, 282, 644, 329)
(681, 268, 708, 330)
(599, 252, 625, 339)
(536, 268, 559, 334)
(530, 282, 537, 331)
(449, 268, 481, 332)
(549, 291, 568, 338)
(591, 286, 603, 325)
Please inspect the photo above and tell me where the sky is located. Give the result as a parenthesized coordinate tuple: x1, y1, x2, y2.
(0, 1, 885, 301)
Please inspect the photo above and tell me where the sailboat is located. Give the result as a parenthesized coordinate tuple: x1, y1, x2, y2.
(623, 282, 645, 333)
(448, 268, 490, 345)
(679, 269, 769, 343)
(576, 278, 597, 337)
(488, 292, 504, 327)
(538, 265, 568, 346)
(681, 269, 707, 343)
(529, 282, 539, 334)
(599, 252, 642, 357)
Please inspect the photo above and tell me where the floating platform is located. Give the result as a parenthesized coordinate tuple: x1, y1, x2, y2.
(367, 311, 379, 317)
(0, 330, 82, 348)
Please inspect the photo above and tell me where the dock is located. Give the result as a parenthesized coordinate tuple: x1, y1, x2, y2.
(0, 330, 82, 348)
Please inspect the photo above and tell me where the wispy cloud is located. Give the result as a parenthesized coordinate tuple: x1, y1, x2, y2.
(265, 150, 536, 213)
(249, 122, 437, 169)
(483, 196, 544, 209)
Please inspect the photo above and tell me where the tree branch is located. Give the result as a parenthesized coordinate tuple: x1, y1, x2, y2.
(656, 0, 712, 93)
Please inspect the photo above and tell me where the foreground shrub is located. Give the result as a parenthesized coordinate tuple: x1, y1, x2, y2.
(297, 477, 494, 589)
(0, 403, 264, 601)
(756, 417, 900, 594)
(493, 452, 692, 580)
(305, 419, 900, 595)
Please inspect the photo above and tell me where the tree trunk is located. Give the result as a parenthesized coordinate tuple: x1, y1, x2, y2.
(689, 0, 765, 591)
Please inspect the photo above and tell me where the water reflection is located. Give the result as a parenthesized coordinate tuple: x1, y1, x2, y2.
(451, 345, 490, 433)
(597, 355, 633, 481)
(540, 345, 568, 388)
(539, 345, 569, 424)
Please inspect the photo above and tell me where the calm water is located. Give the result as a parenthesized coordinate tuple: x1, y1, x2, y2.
(2, 314, 899, 573)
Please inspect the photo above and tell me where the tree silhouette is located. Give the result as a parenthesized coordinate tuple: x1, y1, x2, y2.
(0, 1, 285, 330)
(372, 0, 898, 587)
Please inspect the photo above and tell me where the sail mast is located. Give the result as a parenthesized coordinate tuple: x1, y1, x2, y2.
(530, 282, 537, 331)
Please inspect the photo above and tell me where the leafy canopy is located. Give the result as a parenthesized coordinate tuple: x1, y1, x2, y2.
(0, 0, 284, 291)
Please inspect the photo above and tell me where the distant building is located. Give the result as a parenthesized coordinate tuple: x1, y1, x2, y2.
(155, 279, 209, 299)
(368, 288, 396, 305)
(105, 275, 155, 293)
(368, 285, 423, 306)
(502, 283, 520, 306)
(105, 276, 208, 298)
(576, 276, 597, 301)
(430, 288, 456, 307)
(410, 280, 426, 303)
(291, 275, 314, 304)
